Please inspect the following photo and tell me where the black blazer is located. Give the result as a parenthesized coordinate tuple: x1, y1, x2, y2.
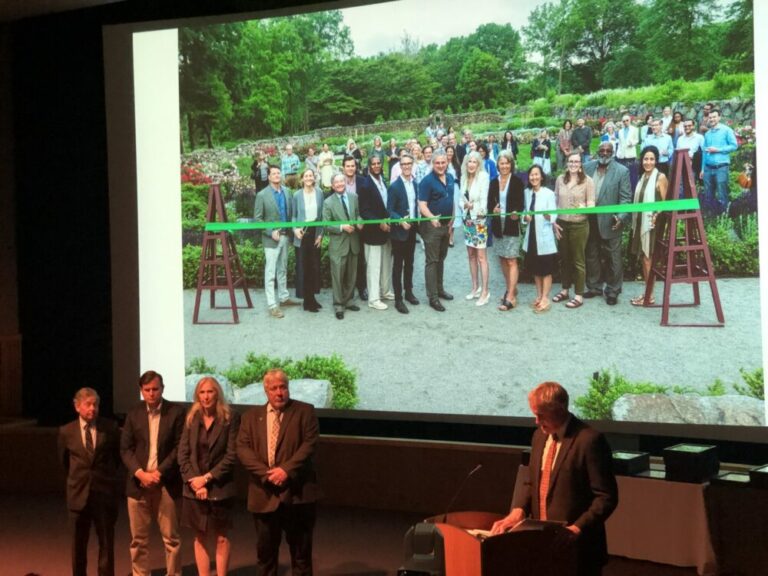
(358, 174, 391, 245)
(488, 175, 525, 238)
(178, 411, 240, 501)
(120, 400, 186, 499)
(58, 417, 121, 511)
(516, 416, 618, 572)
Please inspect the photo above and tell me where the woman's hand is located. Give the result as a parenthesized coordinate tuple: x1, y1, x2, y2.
(294, 228, 304, 240)
(554, 221, 563, 240)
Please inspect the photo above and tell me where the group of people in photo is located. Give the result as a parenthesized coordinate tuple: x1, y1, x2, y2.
(248, 105, 737, 317)
(59, 369, 318, 576)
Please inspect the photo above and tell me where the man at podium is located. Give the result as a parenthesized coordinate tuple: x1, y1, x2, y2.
(491, 382, 618, 576)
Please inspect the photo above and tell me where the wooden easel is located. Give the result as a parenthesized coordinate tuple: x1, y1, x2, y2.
(192, 184, 253, 324)
(643, 150, 724, 326)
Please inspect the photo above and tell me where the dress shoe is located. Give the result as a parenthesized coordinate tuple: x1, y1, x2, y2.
(269, 307, 284, 318)
(359, 288, 369, 301)
(476, 293, 490, 306)
(405, 292, 420, 305)
(280, 298, 300, 307)
(303, 304, 319, 313)
(395, 300, 409, 314)
(606, 294, 618, 306)
(582, 290, 602, 299)
(429, 299, 446, 312)
(368, 300, 388, 310)
(438, 291, 454, 301)
(346, 304, 360, 312)
(382, 292, 396, 300)
(335, 311, 344, 320)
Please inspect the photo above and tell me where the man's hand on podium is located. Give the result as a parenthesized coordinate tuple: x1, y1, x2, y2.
(490, 508, 525, 535)
(565, 524, 581, 537)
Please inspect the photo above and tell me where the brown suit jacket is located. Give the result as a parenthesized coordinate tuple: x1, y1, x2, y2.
(237, 399, 321, 513)
(58, 417, 121, 511)
(120, 400, 185, 499)
(518, 416, 618, 572)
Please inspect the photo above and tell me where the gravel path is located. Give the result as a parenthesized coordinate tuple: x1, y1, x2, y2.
(185, 243, 762, 418)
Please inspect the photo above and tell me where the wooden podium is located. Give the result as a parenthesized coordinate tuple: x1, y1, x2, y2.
(402, 511, 577, 576)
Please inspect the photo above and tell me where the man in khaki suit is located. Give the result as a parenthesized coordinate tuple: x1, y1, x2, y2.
(322, 173, 363, 320)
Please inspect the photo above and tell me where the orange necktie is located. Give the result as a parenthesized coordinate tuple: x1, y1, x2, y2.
(539, 434, 558, 520)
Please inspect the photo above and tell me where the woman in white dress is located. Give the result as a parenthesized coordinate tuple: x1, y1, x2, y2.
(460, 151, 491, 306)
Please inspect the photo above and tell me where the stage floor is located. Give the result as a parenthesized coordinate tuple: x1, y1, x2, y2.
(1, 493, 697, 575)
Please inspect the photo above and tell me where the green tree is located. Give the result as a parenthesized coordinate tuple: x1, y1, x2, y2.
(456, 48, 507, 109)
(179, 24, 241, 149)
(524, 0, 640, 92)
(721, 0, 754, 72)
(639, 0, 721, 81)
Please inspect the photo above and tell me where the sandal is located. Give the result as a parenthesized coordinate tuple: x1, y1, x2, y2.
(565, 298, 583, 309)
(552, 291, 569, 303)
(533, 302, 551, 314)
(631, 295, 655, 306)
(498, 298, 517, 311)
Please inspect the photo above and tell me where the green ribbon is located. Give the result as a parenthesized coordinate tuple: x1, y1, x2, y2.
(205, 198, 699, 232)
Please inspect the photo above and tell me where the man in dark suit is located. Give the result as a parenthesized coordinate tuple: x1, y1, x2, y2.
(323, 173, 363, 320)
(583, 142, 632, 305)
(236, 368, 321, 576)
(120, 370, 185, 576)
(58, 387, 121, 576)
(491, 382, 618, 576)
(387, 152, 420, 314)
(359, 155, 394, 310)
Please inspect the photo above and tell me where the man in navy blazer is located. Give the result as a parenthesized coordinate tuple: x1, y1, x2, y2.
(237, 369, 321, 576)
(387, 152, 421, 314)
(58, 387, 121, 576)
(359, 155, 394, 310)
(491, 382, 618, 576)
(120, 370, 185, 576)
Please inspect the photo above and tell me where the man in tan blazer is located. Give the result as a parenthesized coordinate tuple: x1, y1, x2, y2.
(322, 173, 363, 319)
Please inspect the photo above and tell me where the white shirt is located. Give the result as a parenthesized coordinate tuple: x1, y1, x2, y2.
(402, 177, 417, 218)
(146, 402, 162, 471)
(79, 417, 97, 450)
(303, 190, 318, 222)
(676, 132, 704, 158)
(370, 174, 387, 205)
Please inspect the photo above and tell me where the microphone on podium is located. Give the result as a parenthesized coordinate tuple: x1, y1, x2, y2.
(441, 464, 483, 523)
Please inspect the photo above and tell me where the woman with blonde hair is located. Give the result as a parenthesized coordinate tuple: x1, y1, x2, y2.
(461, 150, 491, 306)
(178, 377, 239, 576)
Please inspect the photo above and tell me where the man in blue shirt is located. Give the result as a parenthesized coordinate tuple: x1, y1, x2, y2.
(643, 120, 674, 177)
(418, 150, 455, 311)
(281, 143, 301, 190)
(701, 109, 738, 213)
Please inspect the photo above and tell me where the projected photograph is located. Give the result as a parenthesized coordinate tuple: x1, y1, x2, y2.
(173, 0, 763, 425)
